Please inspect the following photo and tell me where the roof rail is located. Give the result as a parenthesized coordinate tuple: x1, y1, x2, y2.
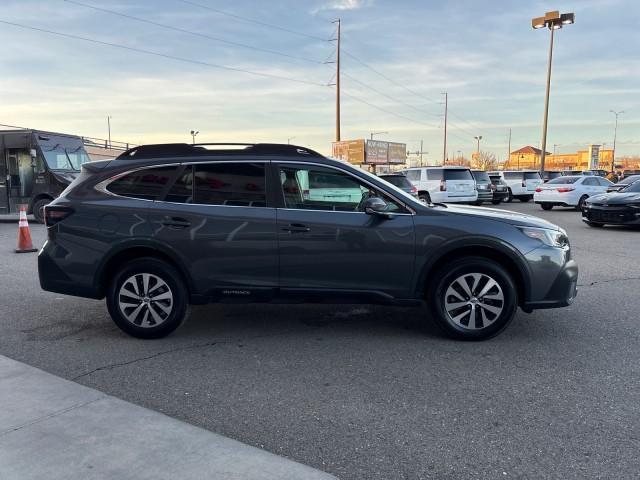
(116, 143, 323, 159)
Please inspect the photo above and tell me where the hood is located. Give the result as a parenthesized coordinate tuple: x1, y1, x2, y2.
(587, 192, 640, 205)
(50, 171, 79, 184)
(442, 204, 560, 230)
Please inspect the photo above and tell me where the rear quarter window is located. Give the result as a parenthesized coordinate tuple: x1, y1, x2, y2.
(106, 166, 176, 200)
(524, 172, 542, 180)
(404, 169, 422, 182)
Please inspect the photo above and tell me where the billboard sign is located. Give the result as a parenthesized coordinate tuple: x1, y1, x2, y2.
(387, 142, 407, 164)
(365, 140, 389, 164)
(332, 139, 365, 164)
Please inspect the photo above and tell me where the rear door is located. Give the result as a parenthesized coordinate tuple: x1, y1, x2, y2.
(444, 169, 475, 197)
(148, 161, 279, 300)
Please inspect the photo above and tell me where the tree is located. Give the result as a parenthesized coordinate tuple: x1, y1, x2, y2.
(474, 151, 498, 170)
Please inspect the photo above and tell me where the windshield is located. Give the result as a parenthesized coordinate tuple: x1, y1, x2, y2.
(35, 133, 90, 171)
(381, 175, 412, 189)
(548, 176, 580, 184)
(41, 144, 90, 171)
(472, 171, 490, 182)
(621, 180, 640, 193)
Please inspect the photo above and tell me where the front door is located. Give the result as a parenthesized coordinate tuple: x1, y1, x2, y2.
(275, 162, 415, 299)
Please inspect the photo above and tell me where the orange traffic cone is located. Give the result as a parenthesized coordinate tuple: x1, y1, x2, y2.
(15, 205, 38, 253)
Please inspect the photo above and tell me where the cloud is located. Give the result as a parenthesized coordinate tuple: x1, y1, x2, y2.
(312, 0, 373, 13)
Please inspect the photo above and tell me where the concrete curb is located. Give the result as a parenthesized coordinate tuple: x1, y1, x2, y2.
(0, 355, 337, 480)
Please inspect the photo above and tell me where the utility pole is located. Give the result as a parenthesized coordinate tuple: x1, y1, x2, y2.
(610, 110, 624, 173)
(474, 135, 482, 166)
(507, 128, 511, 165)
(333, 19, 341, 142)
(107, 116, 111, 148)
(442, 92, 448, 164)
(420, 139, 424, 167)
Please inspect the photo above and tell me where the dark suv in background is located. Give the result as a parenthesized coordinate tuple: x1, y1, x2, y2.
(38, 143, 578, 341)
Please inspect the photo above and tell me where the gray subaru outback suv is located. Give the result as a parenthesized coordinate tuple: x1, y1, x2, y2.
(38, 143, 578, 340)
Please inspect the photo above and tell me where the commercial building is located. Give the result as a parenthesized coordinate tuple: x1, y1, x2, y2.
(505, 145, 617, 171)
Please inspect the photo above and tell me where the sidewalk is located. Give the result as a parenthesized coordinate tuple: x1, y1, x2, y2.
(0, 355, 336, 480)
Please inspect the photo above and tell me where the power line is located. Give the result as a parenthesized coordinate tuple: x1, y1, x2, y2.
(342, 91, 439, 130)
(0, 19, 327, 87)
(342, 71, 440, 125)
(177, 0, 330, 42)
(63, 0, 326, 65)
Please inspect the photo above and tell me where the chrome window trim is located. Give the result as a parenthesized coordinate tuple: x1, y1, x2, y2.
(95, 160, 270, 208)
(276, 160, 416, 215)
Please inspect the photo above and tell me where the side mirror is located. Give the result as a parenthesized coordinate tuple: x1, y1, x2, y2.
(363, 197, 393, 218)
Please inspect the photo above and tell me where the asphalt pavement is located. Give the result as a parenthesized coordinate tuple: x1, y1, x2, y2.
(0, 202, 638, 479)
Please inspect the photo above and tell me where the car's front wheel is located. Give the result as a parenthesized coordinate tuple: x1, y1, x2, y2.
(106, 257, 190, 339)
(427, 257, 518, 340)
(505, 189, 513, 203)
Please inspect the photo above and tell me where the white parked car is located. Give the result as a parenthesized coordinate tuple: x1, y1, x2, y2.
(488, 170, 543, 203)
(534, 175, 613, 210)
(399, 166, 478, 204)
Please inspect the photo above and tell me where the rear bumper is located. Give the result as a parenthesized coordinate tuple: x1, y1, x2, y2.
(523, 258, 578, 310)
(492, 191, 509, 201)
(38, 240, 103, 299)
(476, 191, 493, 202)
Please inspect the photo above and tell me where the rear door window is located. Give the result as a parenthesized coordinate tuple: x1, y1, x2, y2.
(472, 171, 490, 182)
(503, 172, 522, 180)
(444, 169, 472, 180)
(107, 166, 176, 200)
(192, 162, 267, 207)
(381, 175, 412, 189)
(524, 172, 542, 181)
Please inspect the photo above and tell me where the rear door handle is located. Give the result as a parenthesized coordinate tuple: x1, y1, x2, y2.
(162, 217, 191, 229)
(282, 223, 310, 233)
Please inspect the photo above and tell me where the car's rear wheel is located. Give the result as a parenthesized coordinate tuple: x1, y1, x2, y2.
(541, 203, 553, 210)
(576, 195, 588, 211)
(519, 196, 531, 202)
(491, 199, 501, 205)
(419, 192, 431, 204)
(106, 257, 190, 339)
(427, 257, 518, 340)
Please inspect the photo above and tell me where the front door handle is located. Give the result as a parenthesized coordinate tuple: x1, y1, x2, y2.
(282, 223, 310, 233)
(162, 217, 191, 229)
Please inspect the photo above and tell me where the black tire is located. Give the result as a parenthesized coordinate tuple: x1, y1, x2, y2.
(419, 192, 431, 204)
(106, 257, 190, 339)
(518, 196, 531, 202)
(541, 203, 553, 211)
(32, 198, 52, 224)
(576, 195, 588, 211)
(473, 200, 483, 206)
(491, 199, 501, 205)
(505, 189, 513, 203)
(427, 257, 518, 341)
(586, 221, 604, 228)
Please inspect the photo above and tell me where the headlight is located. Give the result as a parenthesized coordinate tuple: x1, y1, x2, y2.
(519, 227, 569, 248)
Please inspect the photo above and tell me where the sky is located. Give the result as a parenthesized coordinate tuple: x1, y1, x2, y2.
(0, 0, 639, 161)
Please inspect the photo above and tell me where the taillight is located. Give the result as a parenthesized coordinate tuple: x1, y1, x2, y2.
(44, 206, 74, 227)
(440, 180, 446, 191)
(410, 186, 417, 193)
(535, 187, 542, 192)
(557, 187, 575, 193)
(490, 184, 496, 191)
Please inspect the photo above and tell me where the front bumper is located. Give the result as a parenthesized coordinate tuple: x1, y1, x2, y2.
(522, 249, 578, 311)
(582, 206, 640, 225)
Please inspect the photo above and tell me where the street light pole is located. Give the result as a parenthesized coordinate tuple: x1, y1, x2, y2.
(190, 130, 199, 144)
(532, 11, 575, 176)
(107, 116, 111, 148)
(474, 135, 482, 167)
(610, 110, 624, 173)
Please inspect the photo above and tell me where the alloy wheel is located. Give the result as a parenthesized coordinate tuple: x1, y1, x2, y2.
(118, 273, 174, 328)
(444, 273, 504, 330)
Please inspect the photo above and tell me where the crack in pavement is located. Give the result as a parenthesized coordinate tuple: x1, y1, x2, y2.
(71, 327, 315, 381)
(578, 276, 640, 287)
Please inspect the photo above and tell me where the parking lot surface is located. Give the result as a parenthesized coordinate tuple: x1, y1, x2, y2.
(1, 202, 639, 479)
